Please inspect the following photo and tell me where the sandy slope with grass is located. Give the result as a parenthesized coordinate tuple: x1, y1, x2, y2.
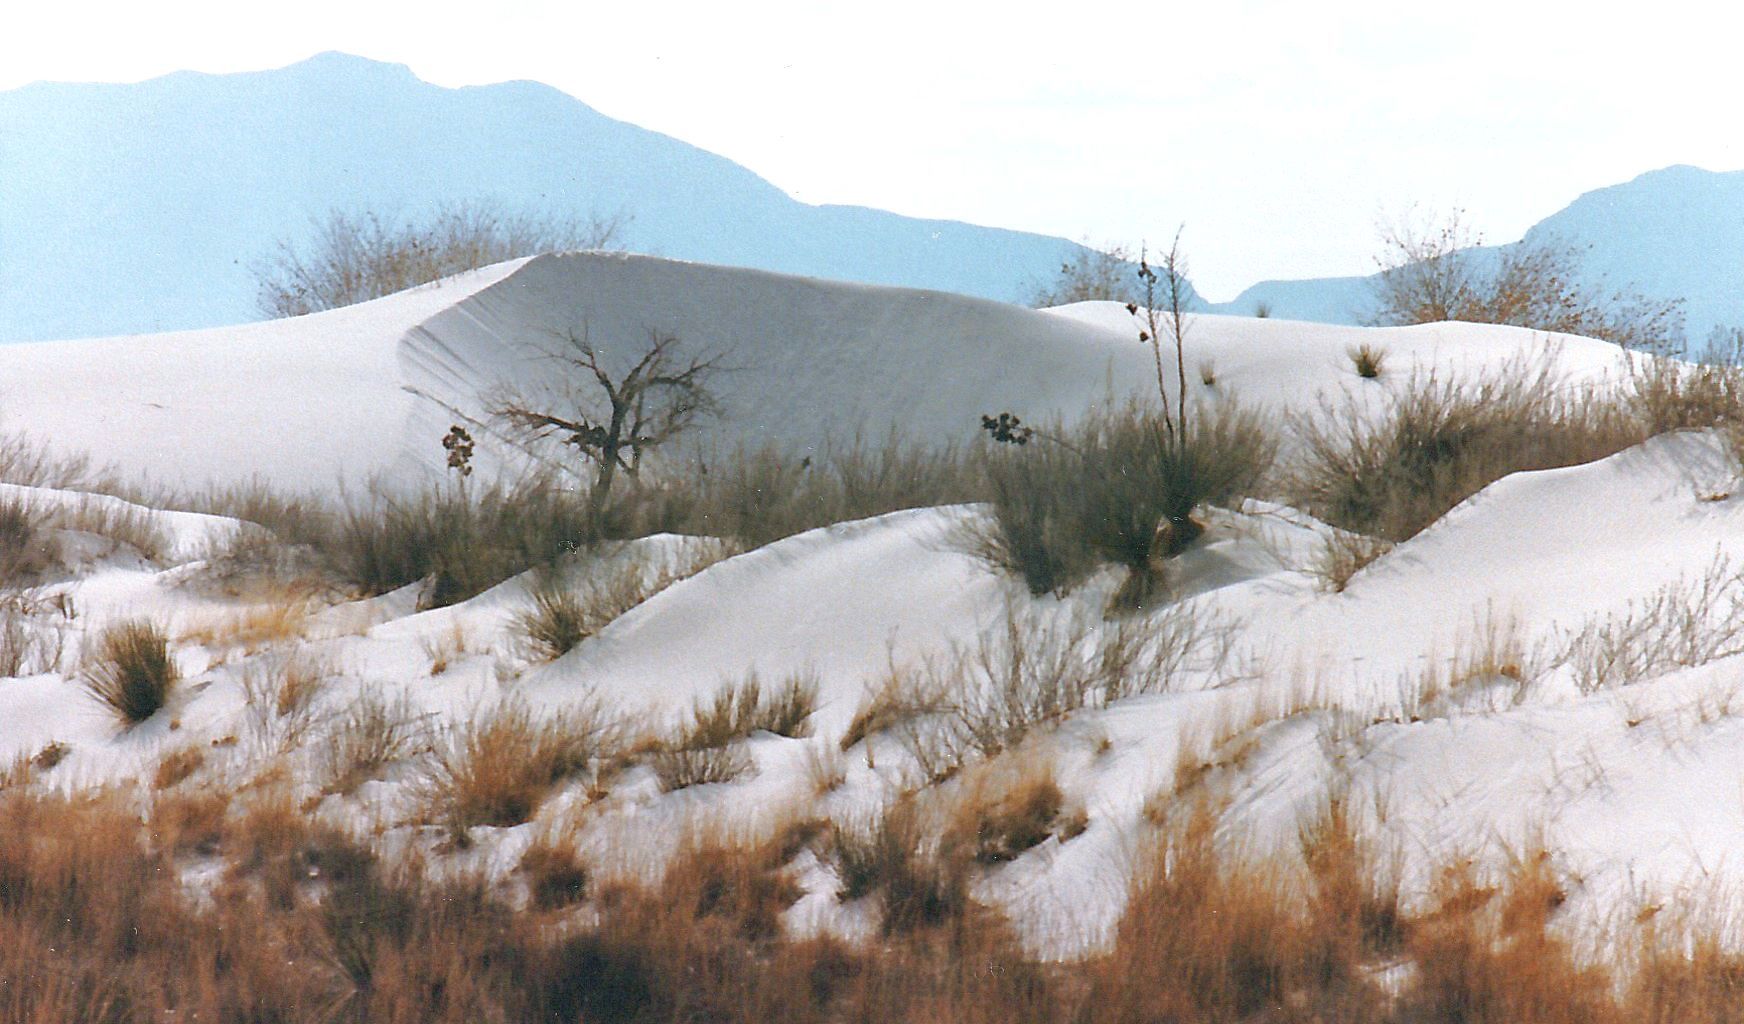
(5, 252, 1744, 1016)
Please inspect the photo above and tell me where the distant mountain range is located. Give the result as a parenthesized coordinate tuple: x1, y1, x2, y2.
(0, 52, 1136, 343)
(1211, 165, 1744, 349)
(3, 54, 1740, 349)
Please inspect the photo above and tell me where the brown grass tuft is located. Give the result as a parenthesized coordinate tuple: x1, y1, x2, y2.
(81, 618, 179, 726)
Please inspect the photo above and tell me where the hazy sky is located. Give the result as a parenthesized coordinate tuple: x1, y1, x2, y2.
(8, 1, 1741, 299)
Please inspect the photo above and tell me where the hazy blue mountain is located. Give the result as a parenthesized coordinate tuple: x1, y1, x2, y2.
(0, 52, 1140, 342)
(1211, 165, 1744, 352)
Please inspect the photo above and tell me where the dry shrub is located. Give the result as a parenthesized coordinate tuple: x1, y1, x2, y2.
(828, 797, 977, 938)
(513, 544, 729, 661)
(1370, 207, 1684, 354)
(682, 436, 982, 549)
(329, 476, 594, 606)
(895, 604, 1228, 781)
(320, 689, 426, 796)
(976, 401, 1275, 603)
(53, 496, 169, 562)
(681, 670, 820, 749)
(1081, 803, 1383, 1023)
(256, 200, 625, 317)
(0, 496, 54, 583)
(240, 651, 331, 752)
(1310, 527, 1394, 593)
(945, 754, 1085, 866)
(1550, 553, 1744, 693)
(520, 838, 591, 910)
(82, 618, 178, 726)
(1349, 341, 1387, 379)
(840, 663, 953, 752)
(422, 700, 614, 839)
(152, 744, 206, 790)
(1398, 850, 1619, 1024)
(1289, 357, 1641, 541)
(650, 745, 754, 793)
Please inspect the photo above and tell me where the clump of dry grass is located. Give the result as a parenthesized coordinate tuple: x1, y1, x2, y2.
(179, 585, 317, 654)
(828, 797, 977, 937)
(974, 401, 1276, 605)
(514, 543, 735, 663)
(1309, 527, 1394, 593)
(240, 651, 331, 752)
(1348, 342, 1387, 379)
(319, 689, 426, 796)
(421, 700, 614, 840)
(682, 670, 820, 748)
(1288, 357, 1642, 542)
(946, 754, 1086, 866)
(650, 745, 754, 793)
(0, 496, 55, 584)
(519, 837, 591, 910)
(81, 619, 179, 726)
(152, 744, 206, 790)
(53, 496, 169, 562)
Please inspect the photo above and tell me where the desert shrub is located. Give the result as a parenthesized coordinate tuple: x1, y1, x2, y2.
(1288, 358, 1641, 541)
(330, 476, 593, 606)
(0, 497, 52, 583)
(1348, 342, 1387, 379)
(422, 701, 614, 838)
(976, 401, 1274, 605)
(895, 606, 1225, 780)
(320, 689, 426, 795)
(840, 664, 955, 752)
(1025, 240, 1142, 307)
(52, 496, 169, 562)
(516, 576, 589, 661)
(81, 619, 178, 726)
(1309, 528, 1395, 593)
(1550, 554, 1744, 693)
(256, 200, 626, 317)
(1080, 804, 1381, 1024)
(239, 652, 330, 752)
(1370, 207, 1684, 354)
(945, 756, 1084, 866)
(682, 436, 983, 548)
(829, 799, 975, 937)
(520, 839, 592, 910)
(680, 671, 820, 749)
(650, 745, 754, 792)
(513, 546, 727, 661)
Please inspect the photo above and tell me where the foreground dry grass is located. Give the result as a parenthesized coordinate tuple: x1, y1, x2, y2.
(4, 781, 1744, 1024)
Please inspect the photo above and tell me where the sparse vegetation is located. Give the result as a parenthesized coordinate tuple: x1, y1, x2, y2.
(320, 689, 426, 795)
(1551, 554, 1744, 693)
(255, 200, 626, 317)
(1369, 206, 1684, 354)
(422, 701, 614, 839)
(1349, 341, 1387, 378)
(976, 401, 1275, 604)
(1288, 357, 1640, 541)
(1025, 240, 1141, 307)
(81, 619, 178, 726)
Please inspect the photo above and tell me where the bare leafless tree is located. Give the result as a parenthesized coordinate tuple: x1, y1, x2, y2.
(1026, 240, 1141, 307)
(492, 328, 723, 526)
(1370, 207, 1684, 354)
(255, 200, 628, 317)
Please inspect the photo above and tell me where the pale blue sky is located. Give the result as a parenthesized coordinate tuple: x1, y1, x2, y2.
(9, 0, 1741, 299)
